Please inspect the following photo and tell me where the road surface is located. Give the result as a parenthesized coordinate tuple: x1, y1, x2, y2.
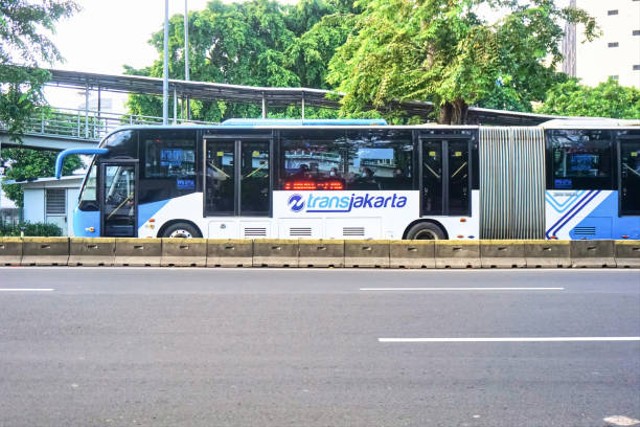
(0, 268, 638, 426)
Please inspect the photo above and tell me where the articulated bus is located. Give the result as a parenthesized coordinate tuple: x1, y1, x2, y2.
(55, 119, 640, 240)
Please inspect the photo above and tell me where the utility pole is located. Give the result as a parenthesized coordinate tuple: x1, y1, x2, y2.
(163, 0, 169, 125)
(184, 0, 190, 82)
(184, 0, 191, 120)
(562, 0, 577, 77)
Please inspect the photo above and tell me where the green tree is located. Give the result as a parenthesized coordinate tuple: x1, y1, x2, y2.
(1, 1, 80, 209)
(0, 0, 78, 139)
(536, 78, 640, 119)
(1, 147, 82, 208)
(285, 10, 357, 89)
(1, 107, 87, 207)
(127, 0, 300, 122)
(326, 0, 598, 124)
(126, 0, 352, 121)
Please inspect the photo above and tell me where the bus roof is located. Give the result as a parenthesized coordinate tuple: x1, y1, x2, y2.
(220, 118, 388, 127)
(539, 117, 640, 128)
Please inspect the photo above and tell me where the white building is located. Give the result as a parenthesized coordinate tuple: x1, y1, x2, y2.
(20, 176, 84, 236)
(564, 0, 640, 88)
(0, 186, 19, 225)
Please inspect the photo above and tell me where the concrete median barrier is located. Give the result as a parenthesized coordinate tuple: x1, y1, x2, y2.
(389, 241, 435, 269)
(298, 240, 344, 268)
(21, 237, 69, 266)
(614, 240, 640, 268)
(525, 240, 571, 268)
(253, 239, 299, 267)
(7, 237, 632, 269)
(0, 237, 23, 266)
(481, 240, 526, 268)
(161, 238, 207, 267)
(68, 238, 115, 266)
(344, 240, 390, 268)
(435, 241, 481, 269)
(114, 238, 162, 267)
(570, 240, 616, 268)
(206, 240, 253, 267)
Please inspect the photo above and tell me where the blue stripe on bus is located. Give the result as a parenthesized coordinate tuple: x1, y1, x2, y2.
(545, 190, 600, 239)
(545, 191, 593, 239)
(138, 199, 172, 229)
(551, 190, 601, 237)
(545, 190, 585, 213)
(546, 190, 599, 238)
(73, 209, 100, 237)
(570, 192, 640, 239)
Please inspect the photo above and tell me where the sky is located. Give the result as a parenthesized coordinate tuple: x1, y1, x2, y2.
(51, 0, 211, 74)
(3, 2, 216, 206)
(45, 0, 215, 109)
(46, 0, 298, 109)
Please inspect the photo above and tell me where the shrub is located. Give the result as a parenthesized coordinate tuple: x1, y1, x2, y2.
(0, 221, 63, 237)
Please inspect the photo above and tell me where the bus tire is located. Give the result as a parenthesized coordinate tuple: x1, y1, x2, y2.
(406, 222, 446, 240)
(161, 222, 202, 238)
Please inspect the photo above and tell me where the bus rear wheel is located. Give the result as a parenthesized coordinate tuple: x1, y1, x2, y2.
(406, 222, 446, 240)
(161, 222, 202, 238)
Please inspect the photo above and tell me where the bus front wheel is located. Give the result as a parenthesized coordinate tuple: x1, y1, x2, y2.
(406, 222, 446, 240)
(161, 222, 202, 238)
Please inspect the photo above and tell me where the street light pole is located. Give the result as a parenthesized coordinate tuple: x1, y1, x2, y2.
(184, 0, 190, 82)
(184, 0, 191, 120)
(163, 0, 169, 125)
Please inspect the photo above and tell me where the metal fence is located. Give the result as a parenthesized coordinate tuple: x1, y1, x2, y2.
(3, 108, 214, 142)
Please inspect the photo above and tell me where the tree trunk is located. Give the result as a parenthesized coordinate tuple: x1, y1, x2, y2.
(439, 102, 452, 124)
(438, 99, 469, 125)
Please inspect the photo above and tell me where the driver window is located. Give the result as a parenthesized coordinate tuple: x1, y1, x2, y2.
(105, 166, 135, 208)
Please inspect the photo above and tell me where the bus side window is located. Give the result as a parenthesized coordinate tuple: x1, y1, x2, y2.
(78, 164, 98, 211)
(140, 131, 197, 203)
(346, 129, 413, 191)
(619, 134, 640, 215)
(279, 130, 347, 190)
(422, 141, 443, 215)
(549, 130, 614, 190)
(240, 142, 270, 215)
(205, 143, 235, 215)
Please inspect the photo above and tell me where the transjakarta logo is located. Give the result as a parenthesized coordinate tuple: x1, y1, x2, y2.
(288, 194, 305, 212)
(287, 192, 407, 213)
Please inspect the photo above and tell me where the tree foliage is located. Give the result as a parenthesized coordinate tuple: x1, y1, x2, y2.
(285, 12, 357, 89)
(0, 1, 80, 208)
(1, 148, 82, 208)
(0, 0, 78, 140)
(126, 0, 352, 121)
(0, 66, 51, 138)
(536, 78, 640, 119)
(327, 0, 598, 124)
(125, 0, 616, 125)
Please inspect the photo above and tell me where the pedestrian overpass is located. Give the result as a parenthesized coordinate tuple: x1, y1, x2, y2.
(0, 107, 210, 151)
(1, 68, 556, 152)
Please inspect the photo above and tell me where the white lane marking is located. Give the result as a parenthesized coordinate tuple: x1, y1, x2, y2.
(603, 415, 640, 426)
(379, 337, 640, 343)
(0, 288, 54, 292)
(361, 287, 564, 291)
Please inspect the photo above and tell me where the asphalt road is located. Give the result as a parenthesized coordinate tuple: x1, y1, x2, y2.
(0, 268, 638, 427)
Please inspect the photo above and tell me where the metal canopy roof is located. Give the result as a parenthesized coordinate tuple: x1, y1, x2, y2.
(48, 69, 343, 108)
(47, 69, 557, 125)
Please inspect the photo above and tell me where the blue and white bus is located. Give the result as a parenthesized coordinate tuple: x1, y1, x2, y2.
(56, 119, 640, 240)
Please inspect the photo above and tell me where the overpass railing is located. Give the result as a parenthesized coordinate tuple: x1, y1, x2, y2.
(2, 108, 214, 142)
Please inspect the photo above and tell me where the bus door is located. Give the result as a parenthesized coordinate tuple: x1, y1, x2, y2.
(619, 138, 640, 215)
(204, 138, 271, 216)
(99, 160, 139, 237)
(420, 138, 470, 216)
